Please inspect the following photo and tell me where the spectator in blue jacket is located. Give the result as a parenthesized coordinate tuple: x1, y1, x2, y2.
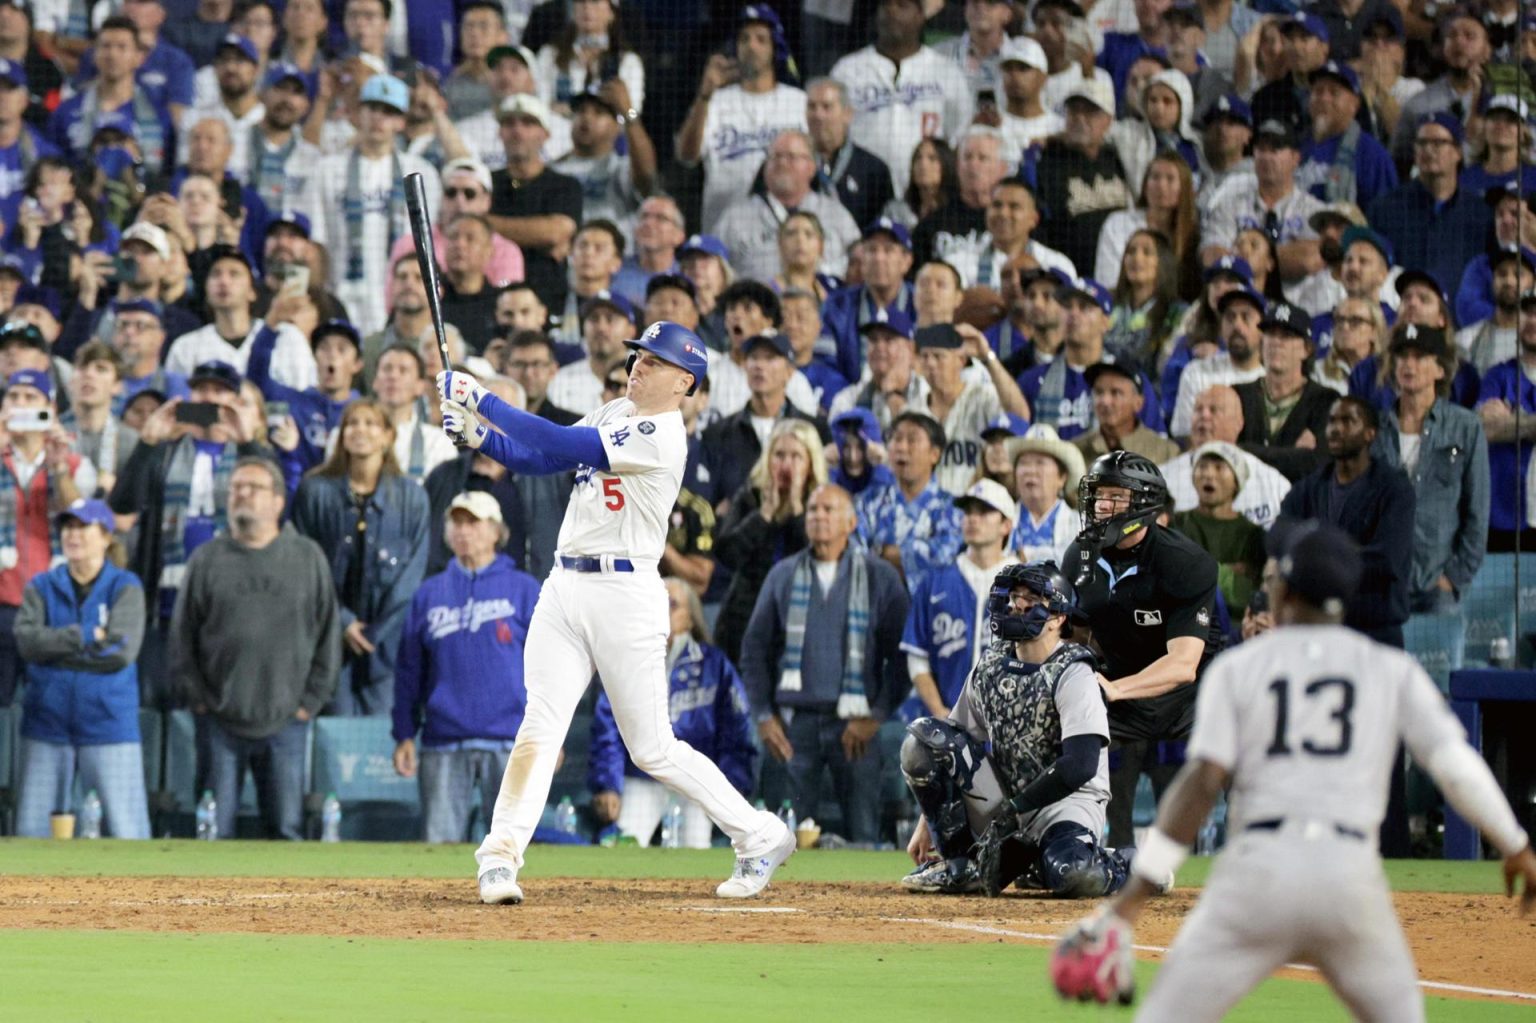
(587, 577, 757, 848)
(392, 491, 538, 844)
(292, 397, 429, 716)
(246, 319, 363, 474)
(14, 499, 149, 838)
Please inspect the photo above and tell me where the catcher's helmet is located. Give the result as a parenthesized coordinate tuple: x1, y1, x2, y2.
(624, 320, 709, 395)
(987, 561, 1083, 641)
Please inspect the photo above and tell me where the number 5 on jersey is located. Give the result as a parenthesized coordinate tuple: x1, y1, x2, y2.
(602, 478, 624, 511)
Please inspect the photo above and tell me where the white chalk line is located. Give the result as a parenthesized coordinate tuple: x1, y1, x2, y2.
(881, 916, 1536, 1003)
(683, 906, 802, 914)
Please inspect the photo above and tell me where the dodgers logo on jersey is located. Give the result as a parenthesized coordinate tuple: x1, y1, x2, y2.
(1134, 609, 1163, 626)
(610, 426, 630, 447)
(638, 421, 655, 435)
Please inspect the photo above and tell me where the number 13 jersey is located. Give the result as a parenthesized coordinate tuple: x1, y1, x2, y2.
(1187, 624, 1465, 838)
(558, 399, 688, 562)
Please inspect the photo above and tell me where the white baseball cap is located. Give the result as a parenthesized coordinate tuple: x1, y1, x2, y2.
(448, 491, 503, 524)
(122, 222, 172, 260)
(442, 157, 493, 193)
(999, 36, 1048, 74)
(1064, 78, 1116, 116)
(498, 93, 553, 132)
(953, 478, 1016, 521)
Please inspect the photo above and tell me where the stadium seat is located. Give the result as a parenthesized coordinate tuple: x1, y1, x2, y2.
(311, 716, 419, 841)
(139, 708, 163, 795)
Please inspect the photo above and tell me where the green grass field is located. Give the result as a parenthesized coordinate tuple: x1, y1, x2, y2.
(0, 840, 1528, 1022)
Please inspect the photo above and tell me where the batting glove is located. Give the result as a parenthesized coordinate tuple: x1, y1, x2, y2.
(439, 400, 487, 450)
(437, 370, 487, 412)
(1049, 906, 1136, 1006)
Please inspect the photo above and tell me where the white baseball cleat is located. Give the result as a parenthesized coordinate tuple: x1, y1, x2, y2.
(478, 866, 524, 905)
(716, 825, 796, 898)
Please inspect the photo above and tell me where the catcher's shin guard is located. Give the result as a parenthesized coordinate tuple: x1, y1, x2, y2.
(900, 718, 986, 859)
(1039, 822, 1129, 899)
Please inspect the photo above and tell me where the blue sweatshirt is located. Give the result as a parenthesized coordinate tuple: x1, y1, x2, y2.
(586, 637, 758, 796)
(392, 553, 540, 747)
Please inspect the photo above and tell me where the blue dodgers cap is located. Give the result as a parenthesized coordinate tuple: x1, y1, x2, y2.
(13, 284, 59, 319)
(1204, 254, 1253, 284)
(55, 497, 115, 533)
(1056, 274, 1112, 314)
(110, 297, 163, 321)
(92, 108, 136, 139)
(1311, 60, 1361, 96)
(1284, 10, 1330, 42)
(579, 289, 637, 324)
(741, 330, 793, 359)
(1266, 519, 1363, 611)
(980, 412, 1030, 438)
(215, 32, 260, 64)
(0, 251, 25, 278)
(862, 216, 912, 250)
(265, 209, 312, 238)
(624, 320, 709, 394)
(678, 233, 729, 262)
(738, 3, 783, 29)
(1340, 224, 1393, 265)
(1202, 92, 1252, 128)
(311, 318, 362, 351)
(263, 60, 314, 98)
(1216, 283, 1266, 315)
(359, 74, 408, 114)
(831, 406, 882, 445)
(189, 359, 242, 393)
(857, 306, 914, 338)
(6, 368, 51, 397)
(1418, 111, 1464, 145)
(0, 57, 27, 90)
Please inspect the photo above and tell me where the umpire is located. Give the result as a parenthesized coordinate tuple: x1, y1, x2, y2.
(1063, 451, 1222, 846)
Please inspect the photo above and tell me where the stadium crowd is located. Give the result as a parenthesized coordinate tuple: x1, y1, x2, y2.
(0, 0, 1529, 853)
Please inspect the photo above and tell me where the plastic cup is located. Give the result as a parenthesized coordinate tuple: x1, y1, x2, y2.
(50, 813, 75, 839)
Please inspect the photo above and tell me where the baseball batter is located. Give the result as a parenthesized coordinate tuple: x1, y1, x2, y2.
(1051, 522, 1536, 1019)
(437, 321, 795, 905)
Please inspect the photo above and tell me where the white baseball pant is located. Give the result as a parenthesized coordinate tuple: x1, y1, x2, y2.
(476, 567, 779, 872)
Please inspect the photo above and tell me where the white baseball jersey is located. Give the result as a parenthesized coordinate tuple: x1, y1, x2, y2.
(1188, 625, 1465, 837)
(1160, 449, 1291, 530)
(558, 398, 688, 561)
(832, 46, 974, 196)
(165, 320, 318, 391)
(697, 83, 808, 232)
(910, 379, 1003, 495)
(1169, 354, 1265, 438)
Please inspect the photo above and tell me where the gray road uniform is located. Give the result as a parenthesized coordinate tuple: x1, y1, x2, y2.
(1139, 624, 1519, 1022)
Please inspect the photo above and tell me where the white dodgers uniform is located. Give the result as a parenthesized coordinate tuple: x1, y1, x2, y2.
(474, 398, 783, 873)
(1138, 624, 1482, 1021)
(831, 46, 974, 197)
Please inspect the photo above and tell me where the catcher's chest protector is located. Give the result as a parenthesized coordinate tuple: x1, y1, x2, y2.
(973, 642, 1096, 797)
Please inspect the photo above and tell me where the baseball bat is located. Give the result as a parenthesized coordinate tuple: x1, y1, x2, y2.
(404, 171, 452, 374)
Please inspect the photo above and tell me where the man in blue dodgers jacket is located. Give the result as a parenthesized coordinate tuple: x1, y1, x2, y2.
(900, 479, 1019, 722)
(587, 576, 758, 848)
(392, 492, 540, 844)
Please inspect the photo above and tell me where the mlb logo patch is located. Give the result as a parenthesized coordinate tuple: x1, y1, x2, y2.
(1196, 607, 1211, 627)
(1134, 609, 1163, 626)
(638, 421, 655, 435)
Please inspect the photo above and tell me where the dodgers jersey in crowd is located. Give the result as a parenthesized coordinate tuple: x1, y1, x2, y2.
(698, 83, 808, 232)
(562, 398, 690, 561)
(1188, 624, 1465, 835)
(831, 46, 974, 196)
(901, 555, 1019, 711)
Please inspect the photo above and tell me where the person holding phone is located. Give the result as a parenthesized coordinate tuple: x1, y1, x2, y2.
(0, 370, 96, 708)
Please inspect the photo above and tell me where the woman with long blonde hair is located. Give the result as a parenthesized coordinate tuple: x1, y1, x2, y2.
(292, 398, 431, 715)
(712, 419, 829, 663)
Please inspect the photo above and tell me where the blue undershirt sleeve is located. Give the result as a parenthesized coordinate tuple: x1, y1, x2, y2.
(475, 390, 611, 471)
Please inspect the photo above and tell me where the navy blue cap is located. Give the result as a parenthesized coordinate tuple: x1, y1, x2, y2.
(0, 252, 25, 278)
(1392, 268, 1449, 305)
(862, 216, 913, 250)
(646, 272, 698, 303)
(311, 318, 362, 351)
(579, 289, 637, 324)
(1285, 11, 1330, 42)
(55, 498, 114, 533)
(1204, 254, 1253, 284)
(741, 330, 793, 359)
(13, 284, 59, 319)
(1417, 111, 1464, 146)
(263, 60, 314, 99)
(111, 297, 163, 322)
(1083, 357, 1147, 390)
(189, 360, 242, 393)
(215, 33, 259, 63)
(1266, 519, 1362, 610)
(1366, 4, 1404, 39)
(1490, 243, 1536, 273)
(1260, 300, 1312, 342)
(266, 210, 312, 238)
(6, 367, 50, 397)
(739, 3, 784, 29)
(914, 323, 965, 350)
(1216, 283, 1266, 315)
(858, 307, 915, 338)
(1341, 225, 1393, 265)
(980, 412, 1030, 438)
(1311, 60, 1360, 96)
(1056, 274, 1112, 315)
(1202, 93, 1252, 128)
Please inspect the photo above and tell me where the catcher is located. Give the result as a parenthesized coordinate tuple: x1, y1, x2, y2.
(899, 561, 1129, 898)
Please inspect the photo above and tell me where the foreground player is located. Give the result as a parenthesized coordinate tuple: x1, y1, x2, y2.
(437, 322, 795, 905)
(1051, 523, 1536, 1018)
(901, 562, 1127, 899)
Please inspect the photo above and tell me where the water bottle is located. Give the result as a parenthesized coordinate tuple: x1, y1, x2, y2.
(661, 801, 684, 848)
(778, 799, 797, 834)
(80, 790, 102, 839)
(753, 798, 767, 813)
(321, 793, 342, 842)
(555, 796, 578, 836)
(1489, 637, 1513, 669)
(195, 790, 218, 841)
(1197, 815, 1219, 856)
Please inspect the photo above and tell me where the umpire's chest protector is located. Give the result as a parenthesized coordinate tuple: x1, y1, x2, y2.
(972, 642, 1097, 797)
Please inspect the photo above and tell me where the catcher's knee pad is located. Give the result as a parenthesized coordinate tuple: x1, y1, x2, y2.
(901, 721, 984, 859)
(1039, 822, 1123, 899)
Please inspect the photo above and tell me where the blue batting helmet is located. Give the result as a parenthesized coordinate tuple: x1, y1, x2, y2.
(624, 320, 709, 395)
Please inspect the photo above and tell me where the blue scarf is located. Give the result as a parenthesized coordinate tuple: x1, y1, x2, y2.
(159, 437, 235, 591)
(778, 548, 870, 718)
(80, 86, 166, 177)
(343, 149, 405, 282)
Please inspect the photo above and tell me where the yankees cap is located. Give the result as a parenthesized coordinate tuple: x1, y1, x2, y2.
(1267, 519, 1362, 611)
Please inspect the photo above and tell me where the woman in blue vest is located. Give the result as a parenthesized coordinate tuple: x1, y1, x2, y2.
(14, 499, 149, 838)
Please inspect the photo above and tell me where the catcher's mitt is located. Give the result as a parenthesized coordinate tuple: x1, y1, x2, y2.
(975, 815, 1018, 898)
(1049, 907, 1136, 1005)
